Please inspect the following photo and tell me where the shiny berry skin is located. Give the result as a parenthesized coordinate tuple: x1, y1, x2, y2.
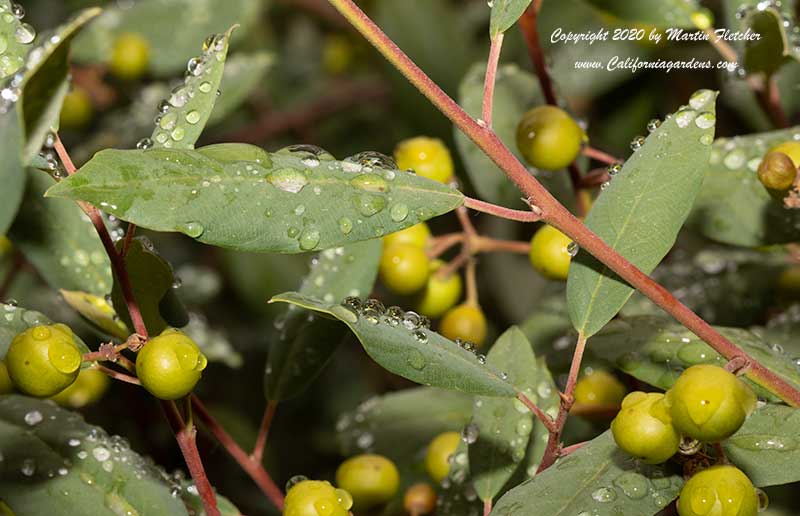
(50, 368, 110, 408)
(403, 483, 437, 515)
(110, 32, 150, 80)
(439, 304, 487, 347)
(284, 480, 353, 516)
(667, 365, 756, 442)
(677, 465, 758, 516)
(383, 222, 431, 250)
(6, 324, 82, 397)
(379, 244, 430, 295)
(0, 360, 14, 394)
(415, 260, 462, 319)
(59, 88, 93, 130)
(516, 105, 585, 171)
(394, 136, 455, 184)
(757, 151, 796, 192)
(610, 392, 680, 464)
(573, 370, 626, 406)
(335, 454, 400, 510)
(768, 141, 800, 167)
(425, 431, 460, 483)
(529, 225, 573, 280)
(135, 328, 207, 400)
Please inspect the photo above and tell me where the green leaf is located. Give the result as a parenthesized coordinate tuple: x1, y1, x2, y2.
(60, 290, 129, 341)
(522, 357, 560, 473)
(587, 316, 800, 402)
(0, 395, 190, 515)
(0, 302, 90, 358)
(147, 26, 235, 150)
(567, 90, 717, 337)
(264, 240, 381, 401)
(179, 480, 242, 516)
(208, 51, 273, 126)
(437, 440, 482, 515)
(688, 126, 800, 246)
(336, 387, 472, 461)
(8, 170, 112, 296)
(724, 404, 800, 487)
(111, 237, 188, 336)
(72, 0, 262, 76)
(470, 327, 538, 501)
(583, 0, 700, 28)
(455, 63, 541, 207)
(0, 110, 24, 235)
(17, 8, 100, 163)
(46, 146, 464, 253)
(0, 0, 35, 81)
(270, 293, 517, 397)
(490, 0, 533, 38)
(742, 7, 794, 75)
(183, 313, 242, 368)
(490, 432, 683, 516)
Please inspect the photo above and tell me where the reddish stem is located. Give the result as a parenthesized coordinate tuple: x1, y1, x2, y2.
(95, 364, 141, 386)
(516, 392, 556, 433)
(473, 237, 530, 255)
(428, 233, 464, 258)
(582, 146, 620, 165)
(251, 401, 278, 463)
(518, 0, 557, 105)
(483, 498, 492, 516)
(560, 441, 588, 456)
(481, 34, 504, 126)
(463, 197, 542, 222)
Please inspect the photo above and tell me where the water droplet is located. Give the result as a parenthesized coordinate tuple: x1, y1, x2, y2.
(285, 475, 308, 492)
(630, 135, 646, 151)
(390, 203, 409, 222)
(298, 228, 320, 250)
(729, 434, 797, 451)
(21, 458, 35, 477)
(613, 472, 650, 499)
(92, 446, 111, 462)
(694, 112, 716, 129)
(675, 109, 697, 128)
(198, 81, 212, 93)
(171, 127, 185, 141)
(677, 341, 714, 365)
(567, 241, 579, 257)
(136, 138, 153, 150)
(461, 423, 479, 444)
(406, 349, 427, 370)
(178, 222, 204, 238)
(346, 151, 396, 169)
(350, 173, 388, 193)
(647, 119, 661, 133)
(338, 217, 353, 234)
(353, 194, 386, 217)
(14, 22, 34, 44)
(515, 418, 532, 436)
(689, 90, 714, 110)
(699, 134, 714, 145)
(268, 168, 308, 193)
(24, 410, 43, 426)
(185, 110, 201, 124)
(756, 488, 769, 512)
(591, 487, 617, 503)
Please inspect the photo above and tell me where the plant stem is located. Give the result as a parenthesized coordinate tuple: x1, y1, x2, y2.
(518, 0, 556, 105)
(483, 499, 492, 516)
(582, 146, 620, 165)
(482, 33, 504, 126)
(325, 0, 800, 407)
(251, 401, 278, 463)
(95, 363, 141, 385)
(473, 236, 530, 254)
(463, 197, 542, 222)
(516, 392, 556, 432)
(428, 233, 464, 258)
(192, 396, 286, 511)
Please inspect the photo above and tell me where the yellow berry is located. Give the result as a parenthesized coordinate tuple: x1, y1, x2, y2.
(677, 465, 758, 516)
(415, 260, 462, 319)
(284, 480, 353, 516)
(403, 483, 437, 515)
(425, 431, 461, 483)
(757, 151, 796, 192)
(322, 34, 354, 75)
(769, 141, 800, 168)
(516, 105, 585, 171)
(573, 370, 626, 406)
(335, 454, 400, 510)
(135, 328, 207, 400)
(529, 225, 573, 280)
(394, 137, 454, 184)
(611, 392, 680, 464)
(50, 368, 110, 408)
(383, 222, 431, 250)
(439, 304, 487, 347)
(6, 324, 82, 397)
(691, 9, 714, 31)
(0, 361, 14, 394)
(379, 244, 430, 295)
(667, 365, 756, 442)
(110, 32, 150, 81)
(59, 88, 93, 130)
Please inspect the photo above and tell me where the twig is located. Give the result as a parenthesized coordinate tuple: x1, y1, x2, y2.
(465, 259, 478, 306)
(560, 441, 588, 456)
(516, 392, 556, 432)
(582, 146, 620, 165)
(251, 401, 278, 463)
(473, 236, 530, 254)
(518, 0, 556, 105)
(483, 499, 492, 516)
(95, 363, 141, 386)
(481, 34, 504, 126)
(463, 197, 542, 222)
(428, 233, 464, 258)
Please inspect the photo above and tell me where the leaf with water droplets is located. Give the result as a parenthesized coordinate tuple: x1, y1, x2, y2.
(0, 395, 191, 515)
(0, 108, 23, 235)
(734, 1, 800, 75)
(179, 478, 242, 516)
(586, 315, 800, 402)
(0, 0, 36, 82)
(270, 292, 517, 397)
(264, 240, 381, 401)
(567, 90, 717, 337)
(490, 0, 533, 38)
(723, 404, 800, 487)
(110, 237, 188, 336)
(60, 290, 128, 341)
(45, 145, 464, 253)
(8, 171, 112, 296)
(0, 302, 90, 358)
(470, 327, 538, 501)
(207, 51, 273, 126)
(16, 8, 100, 164)
(583, 0, 700, 28)
(489, 431, 683, 516)
(147, 26, 235, 151)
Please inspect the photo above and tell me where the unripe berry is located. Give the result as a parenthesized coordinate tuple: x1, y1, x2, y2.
(50, 368, 110, 408)
(135, 328, 207, 400)
(677, 465, 758, 516)
(667, 365, 756, 442)
(403, 483, 437, 515)
(394, 137, 454, 184)
(757, 151, 796, 192)
(379, 244, 430, 295)
(284, 480, 353, 516)
(573, 370, 626, 406)
(425, 431, 460, 483)
(611, 392, 680, 464)
(6, 324, 82, 397)
(415, 260, 462, 319)
(768, 141, 800, 167)
(335, 454, 399, 510)
(383, 222, 431, 250)
(110, 32, 150, 81)
(0, 360, 14, 394)
(439, 304, 487, 347)
(516, 106, 585, 171)
(59, 88, 93, 130)
(529, 225, 573, 280)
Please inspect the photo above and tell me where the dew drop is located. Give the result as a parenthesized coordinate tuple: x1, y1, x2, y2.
(136, 138, 153, 150)
(630, 135, 646, 151)
(689, 89, 714, 110)
(515, 418, 532, 436)
(613, 471, 650, 499)
(694, 112, 716, 129)
(21, 458, 36, 477)
(646, 119, 661, 133)
(567, 241, 579, 257)
(298, 228, 320, 250)
(353, 194, 386, 217)
(461, 423, 479, 444)
(198, 81, 212, 93)
(268, 168, 308, 193)
(14, 22, 35, 44)
(350, 173, 388, 193)
(390, 203, 409, 222)
(185, 110, 201, 124)
(285, 475, 308, 492)
(591, 487, 616, 503)
(674, 109, 697, 128)
(178, 222, 204, 238)
(406, 349, 427, 370)
(24, 410, 43, 426)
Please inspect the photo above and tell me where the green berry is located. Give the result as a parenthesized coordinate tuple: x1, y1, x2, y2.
(50, 368, 110, 408)
(573, 370, 626, 406)
(135, 328, 207, 400)
(529, 225, 573, 280)
(667, 365, 756, 442)
(404, 483, 437, 515)
(439, 303, 487, 347)
(0, 360, 14, 394)
(394, 136, 454, 184)
(516, 105, 585, 171)
(383, 222, 431, 250)
(335, 454, 400, 510)
(5, 324, 82, 397)
(611, 392, 680, 464)
(425, 431, 460, 483)
(757, 151, 796, 192)
(677, 465, 758, 516)
(110, 32, 150, 80)
(379, 243, 430, 295)
(284, 480, 353, 516)
(59, 88, 93, 130)
(415, 260, 462, 319)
